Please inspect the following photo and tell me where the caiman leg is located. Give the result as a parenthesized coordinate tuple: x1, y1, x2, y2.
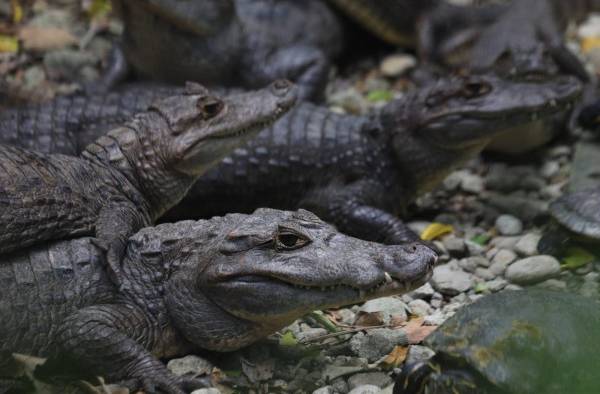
(54, 304, 207, 394)
(301, 181, 420, 244)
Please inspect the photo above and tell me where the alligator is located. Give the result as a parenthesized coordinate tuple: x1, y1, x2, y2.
(0, 208, 437, 393)
(0, 80, 296, 288)
(0, 75, 581, 244)
(102, 0, 343, 100)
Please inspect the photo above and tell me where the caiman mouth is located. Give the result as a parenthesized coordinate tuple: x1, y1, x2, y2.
(202, 103, 289, 141)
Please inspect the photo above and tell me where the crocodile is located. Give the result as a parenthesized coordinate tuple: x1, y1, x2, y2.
(0, 75, 581, 244)
(0, 80, 296, 288)
(102, 0, 342, 100)
(0, 208, 438, 393)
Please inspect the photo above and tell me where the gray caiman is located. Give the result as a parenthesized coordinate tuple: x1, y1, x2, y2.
(103, 0, 343, 100)
(0, 208, 437, 394)
(0, 80, 296, 288)
(0, 75, 581, 244)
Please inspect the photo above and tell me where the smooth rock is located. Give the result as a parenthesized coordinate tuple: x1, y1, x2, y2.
(337, 309, 357, 325)
(535, 278, 567, 291)
(475, 267, 495, 281)
(357, 297, 408, 325)
(313, 386, 336, 394)
(495, 214, 523, 235)
(459, 172, 484, 193)
(408, 299, 433, 316)
(408, 283, 435, 299)
(348, 385, 382, 394)
(348, 373, 392, 390)
(431, 263, 473, 295)
(505, 255, 561, 285)
(486, 194, 548, 222)
(486, 278, 508, 292)
(349, 329, 408, 362)
(405, 345, 436, 365)
(297, 327, 328, 342)
(424, 310, 446, 325)
(490, 236, 521, 250)
(540, 161, 560, 179)
(465, 240, 486, 256)
(442, 235, 466, 256)
(191, 389, 221, 394)
(491, 249, 517, 266)
(515, 233, 542, 256)
(380, 54, 416, 77)
(328, 87, 367, 114)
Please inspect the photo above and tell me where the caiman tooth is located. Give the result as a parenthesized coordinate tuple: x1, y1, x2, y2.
(384, 272, 392, 284)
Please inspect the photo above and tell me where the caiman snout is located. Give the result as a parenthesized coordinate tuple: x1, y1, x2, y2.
(382, 242, 437, 287)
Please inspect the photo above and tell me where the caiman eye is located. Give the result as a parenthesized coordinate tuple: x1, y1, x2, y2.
(461, 81, 491, 98)
(275, 231, 310, 250)
(198, 97, 224, 119)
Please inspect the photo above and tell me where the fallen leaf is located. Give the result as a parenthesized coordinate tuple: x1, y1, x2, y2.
(0, 35, 19, 53)
(366, 89, 393, 102)
(421, 223, 454, 241)
(354, 311, 385, 327)
(279, 331, 298, 347)
(404, 317, 437, 344)
(86, 0, 112, 20)
(581, 36, 600, 54)
(18, 26, 77, 51)
(561, 246, 595, 270)
(11, 0, 23, 24)
(471, 233, 491, 246)
(383, 345, 409, 368)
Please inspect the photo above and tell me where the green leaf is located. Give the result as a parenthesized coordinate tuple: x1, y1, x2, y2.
(561, 246, 596, 270)
(279, 331, 298, 347)
(366, 89, 394, 102)
(471, 233, 491, 246)
(474, 282, 488, 293)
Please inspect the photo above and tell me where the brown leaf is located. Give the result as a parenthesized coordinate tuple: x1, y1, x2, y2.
(18, 26, 77, 51)
(383, 345, 409, 368)
(354, 311, 385, 327)
(405, 318, 437, 344)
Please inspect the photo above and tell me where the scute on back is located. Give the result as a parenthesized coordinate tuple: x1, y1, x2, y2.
(549, 187, 600, 239)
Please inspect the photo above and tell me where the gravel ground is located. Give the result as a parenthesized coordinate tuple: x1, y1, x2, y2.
(3, 2, 600, 393)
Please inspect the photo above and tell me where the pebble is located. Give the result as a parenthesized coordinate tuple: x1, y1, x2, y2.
(459, 256, 489, 273)
(409, 283, 435, 299)
(540, 161, 560, 179)
(536, 278, 567, 291)
(442, 235, 466, 256)
(486, 193, 548, 222)
(337, 309, 357, 325)
(505, 255, 561, 285)
(44, 49, 98, 80)
(313, 386, 335, 394)
(580, 280, 599, 298)
(475, 267, 495, 280)
(486, 278, 508, 292)
(491, 249, 517, 266)
(490, 236, 521, 250)
(168, 355, 213, 377)
(357, 297, 408, 325)
(465, 239, 486, 256)
(348, 372, 392, 390)
(495, 214, 523, 235)
(328, 87, 368, 114)
(191, 389, 221, 394)
(405, 345, 436, 365)
(380, 54, 416, 77)
(431, 263, 473, 295)
(459, 172, 485, 194)
(515, 233, 542, 256)
(424, 311, 446, 325)
(348, 385, 382, 394)
(408, 299, 433, 316)
(349, 329, 408, 362)
(442, 171, 464, 191)
(297, 327, 329, 342)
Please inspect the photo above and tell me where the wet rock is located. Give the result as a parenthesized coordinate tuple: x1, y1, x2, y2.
(515, 233, 542, 256)
(431, 263, 473, 295)
(357, 297, 408, 325)
(167, 355, 213, 377)
(580, 280, 599, 298)
(408, 299, 432, 317)
(380, 54, 416, 77)
(495, 214, 523, 235)
(348, 373, 392, 390)
(505, 255, 561, 285)
(348, 385, 382, 394)
(349, 329, 408, 362)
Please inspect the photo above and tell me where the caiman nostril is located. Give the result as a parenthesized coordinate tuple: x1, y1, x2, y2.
(272, 79, 293, 94)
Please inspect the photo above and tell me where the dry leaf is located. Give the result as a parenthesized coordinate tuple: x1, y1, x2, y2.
(11, 0, 23, 23)
(354, 311, 385, 327)
(0, 35, 19, 53)
(420, 223, 454, 241)
(383, 345, 409, 368)
(18, 26, 77, 51)
(404, 317, 437, 344)
(581, 37, 600, 54)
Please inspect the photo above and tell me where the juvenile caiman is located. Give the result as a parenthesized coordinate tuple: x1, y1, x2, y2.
(0, 75, 581, 244)
(0, 208, 437, 393)
(0, 80, 296, 288)
(104, 0, 342, 100)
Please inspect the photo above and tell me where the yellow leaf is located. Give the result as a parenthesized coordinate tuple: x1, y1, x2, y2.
(0, 35, 19, 53)
(582, 37, 600, 54)
(11, 0, 23, 24)
(383, 345, 409, 368)
(561, 246, 596, 270)
(420, 223, 454, 241)
(87, 0, 112, 19)
(279, 331, 298, 347)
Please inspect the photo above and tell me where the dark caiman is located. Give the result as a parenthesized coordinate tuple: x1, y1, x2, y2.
(103, 0, 343, 100)
(0, 75, 581, 244)
(0, 208, 437, 394)
(0, 80, 296, 287)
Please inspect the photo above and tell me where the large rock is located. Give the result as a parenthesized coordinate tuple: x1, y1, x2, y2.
(431, 263, 473, 295)
(505, 255, 561, 285)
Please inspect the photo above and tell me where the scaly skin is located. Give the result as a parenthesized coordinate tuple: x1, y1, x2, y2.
(0, 81, 296, 288)
(0, 75, 581, 244)
(0, 208, 437, 393)
(107, 0, 342, 100)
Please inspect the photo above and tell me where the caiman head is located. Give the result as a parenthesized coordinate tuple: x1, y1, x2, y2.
(379, 74, 581, 198)
(99, 80, 297, 217)
(143, 209, 437, 352)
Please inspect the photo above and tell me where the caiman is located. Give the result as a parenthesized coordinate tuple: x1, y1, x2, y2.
(0, 75, 581, 243)
(0, 208, 437, 393)
(103, 0, 342, 100)
(0, 80, 296, 288)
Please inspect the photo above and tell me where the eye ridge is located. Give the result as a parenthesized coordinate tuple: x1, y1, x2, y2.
(275, 230, 310, 250)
